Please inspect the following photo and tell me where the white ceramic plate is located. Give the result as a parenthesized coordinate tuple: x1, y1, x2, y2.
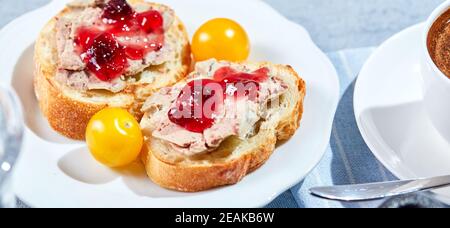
(0, 0, 340, 208)
(355, 23, 450, 204)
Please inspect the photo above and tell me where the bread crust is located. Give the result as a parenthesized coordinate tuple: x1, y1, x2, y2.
(34, 60, 112, 139)
(34, 0, 191, 140)
(142, 62, 306, 192)
(275, 65, 306, 141)
(142, 134, 277, 192)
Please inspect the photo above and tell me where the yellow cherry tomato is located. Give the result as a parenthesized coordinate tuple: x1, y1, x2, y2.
(192, 18, 250, 62)
(86, 108, 143, 168)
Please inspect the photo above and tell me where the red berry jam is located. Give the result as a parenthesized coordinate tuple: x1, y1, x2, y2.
(168, 79, 218, 133)
(214, 67, 269, 83)
(74, 0, 165, 81)
(168, 67, 270, 133)
(214, 67, 269, 98)
(137, 10, 164, 33)
(102, 0, 134, 22)
(77, 31, 128, 81)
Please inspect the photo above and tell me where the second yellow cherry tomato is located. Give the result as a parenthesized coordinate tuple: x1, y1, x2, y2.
(192, 18, 250, 62)
(86, 108, 143, 168)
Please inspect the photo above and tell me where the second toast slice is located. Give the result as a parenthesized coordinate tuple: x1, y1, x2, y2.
(140, 59, 306, 192)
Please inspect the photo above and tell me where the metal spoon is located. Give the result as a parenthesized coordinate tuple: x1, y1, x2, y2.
(309, 175, 450, 202)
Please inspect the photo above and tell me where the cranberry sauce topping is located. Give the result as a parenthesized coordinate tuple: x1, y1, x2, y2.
(168, 79, 218, 133)
(102, 0, 134, 22)
(78, 32, 127, 81)
(168, 67, 270, 133)
(136, 10, 164, 33)
(214, 67, 269, 84)
(74, 0, 164, 81)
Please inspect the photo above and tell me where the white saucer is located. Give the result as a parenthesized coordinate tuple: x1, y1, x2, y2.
(0, 0, 339, 207)
(355, 23, 450, 203)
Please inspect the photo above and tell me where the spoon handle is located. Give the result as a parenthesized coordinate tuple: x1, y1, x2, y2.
(309, 175, 450, 202)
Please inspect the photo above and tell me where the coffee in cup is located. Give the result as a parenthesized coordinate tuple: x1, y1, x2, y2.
(427, 8, 450, 79)
(422, 0, 450, 143)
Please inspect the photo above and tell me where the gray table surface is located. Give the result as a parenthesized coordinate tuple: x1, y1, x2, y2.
(0, 0, 445, 208)
(0, 0, 445, 52)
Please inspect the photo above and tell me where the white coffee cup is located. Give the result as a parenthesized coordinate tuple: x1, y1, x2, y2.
(421, 0, 450, 143)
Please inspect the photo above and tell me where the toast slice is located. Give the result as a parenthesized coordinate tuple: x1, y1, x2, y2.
(34, 0, 191, 140)
(140, 60, 306, 192)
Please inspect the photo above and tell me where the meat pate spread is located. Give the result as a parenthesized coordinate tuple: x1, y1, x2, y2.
(141, 60, 288, 156)
(55, 0, 174, 93)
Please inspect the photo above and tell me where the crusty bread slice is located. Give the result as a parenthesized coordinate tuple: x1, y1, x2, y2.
(34, 0, 191, 140)
(141, 61, 306, 192)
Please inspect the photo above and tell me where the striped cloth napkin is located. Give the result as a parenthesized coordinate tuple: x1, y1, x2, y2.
(267, 47, 399, 208)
